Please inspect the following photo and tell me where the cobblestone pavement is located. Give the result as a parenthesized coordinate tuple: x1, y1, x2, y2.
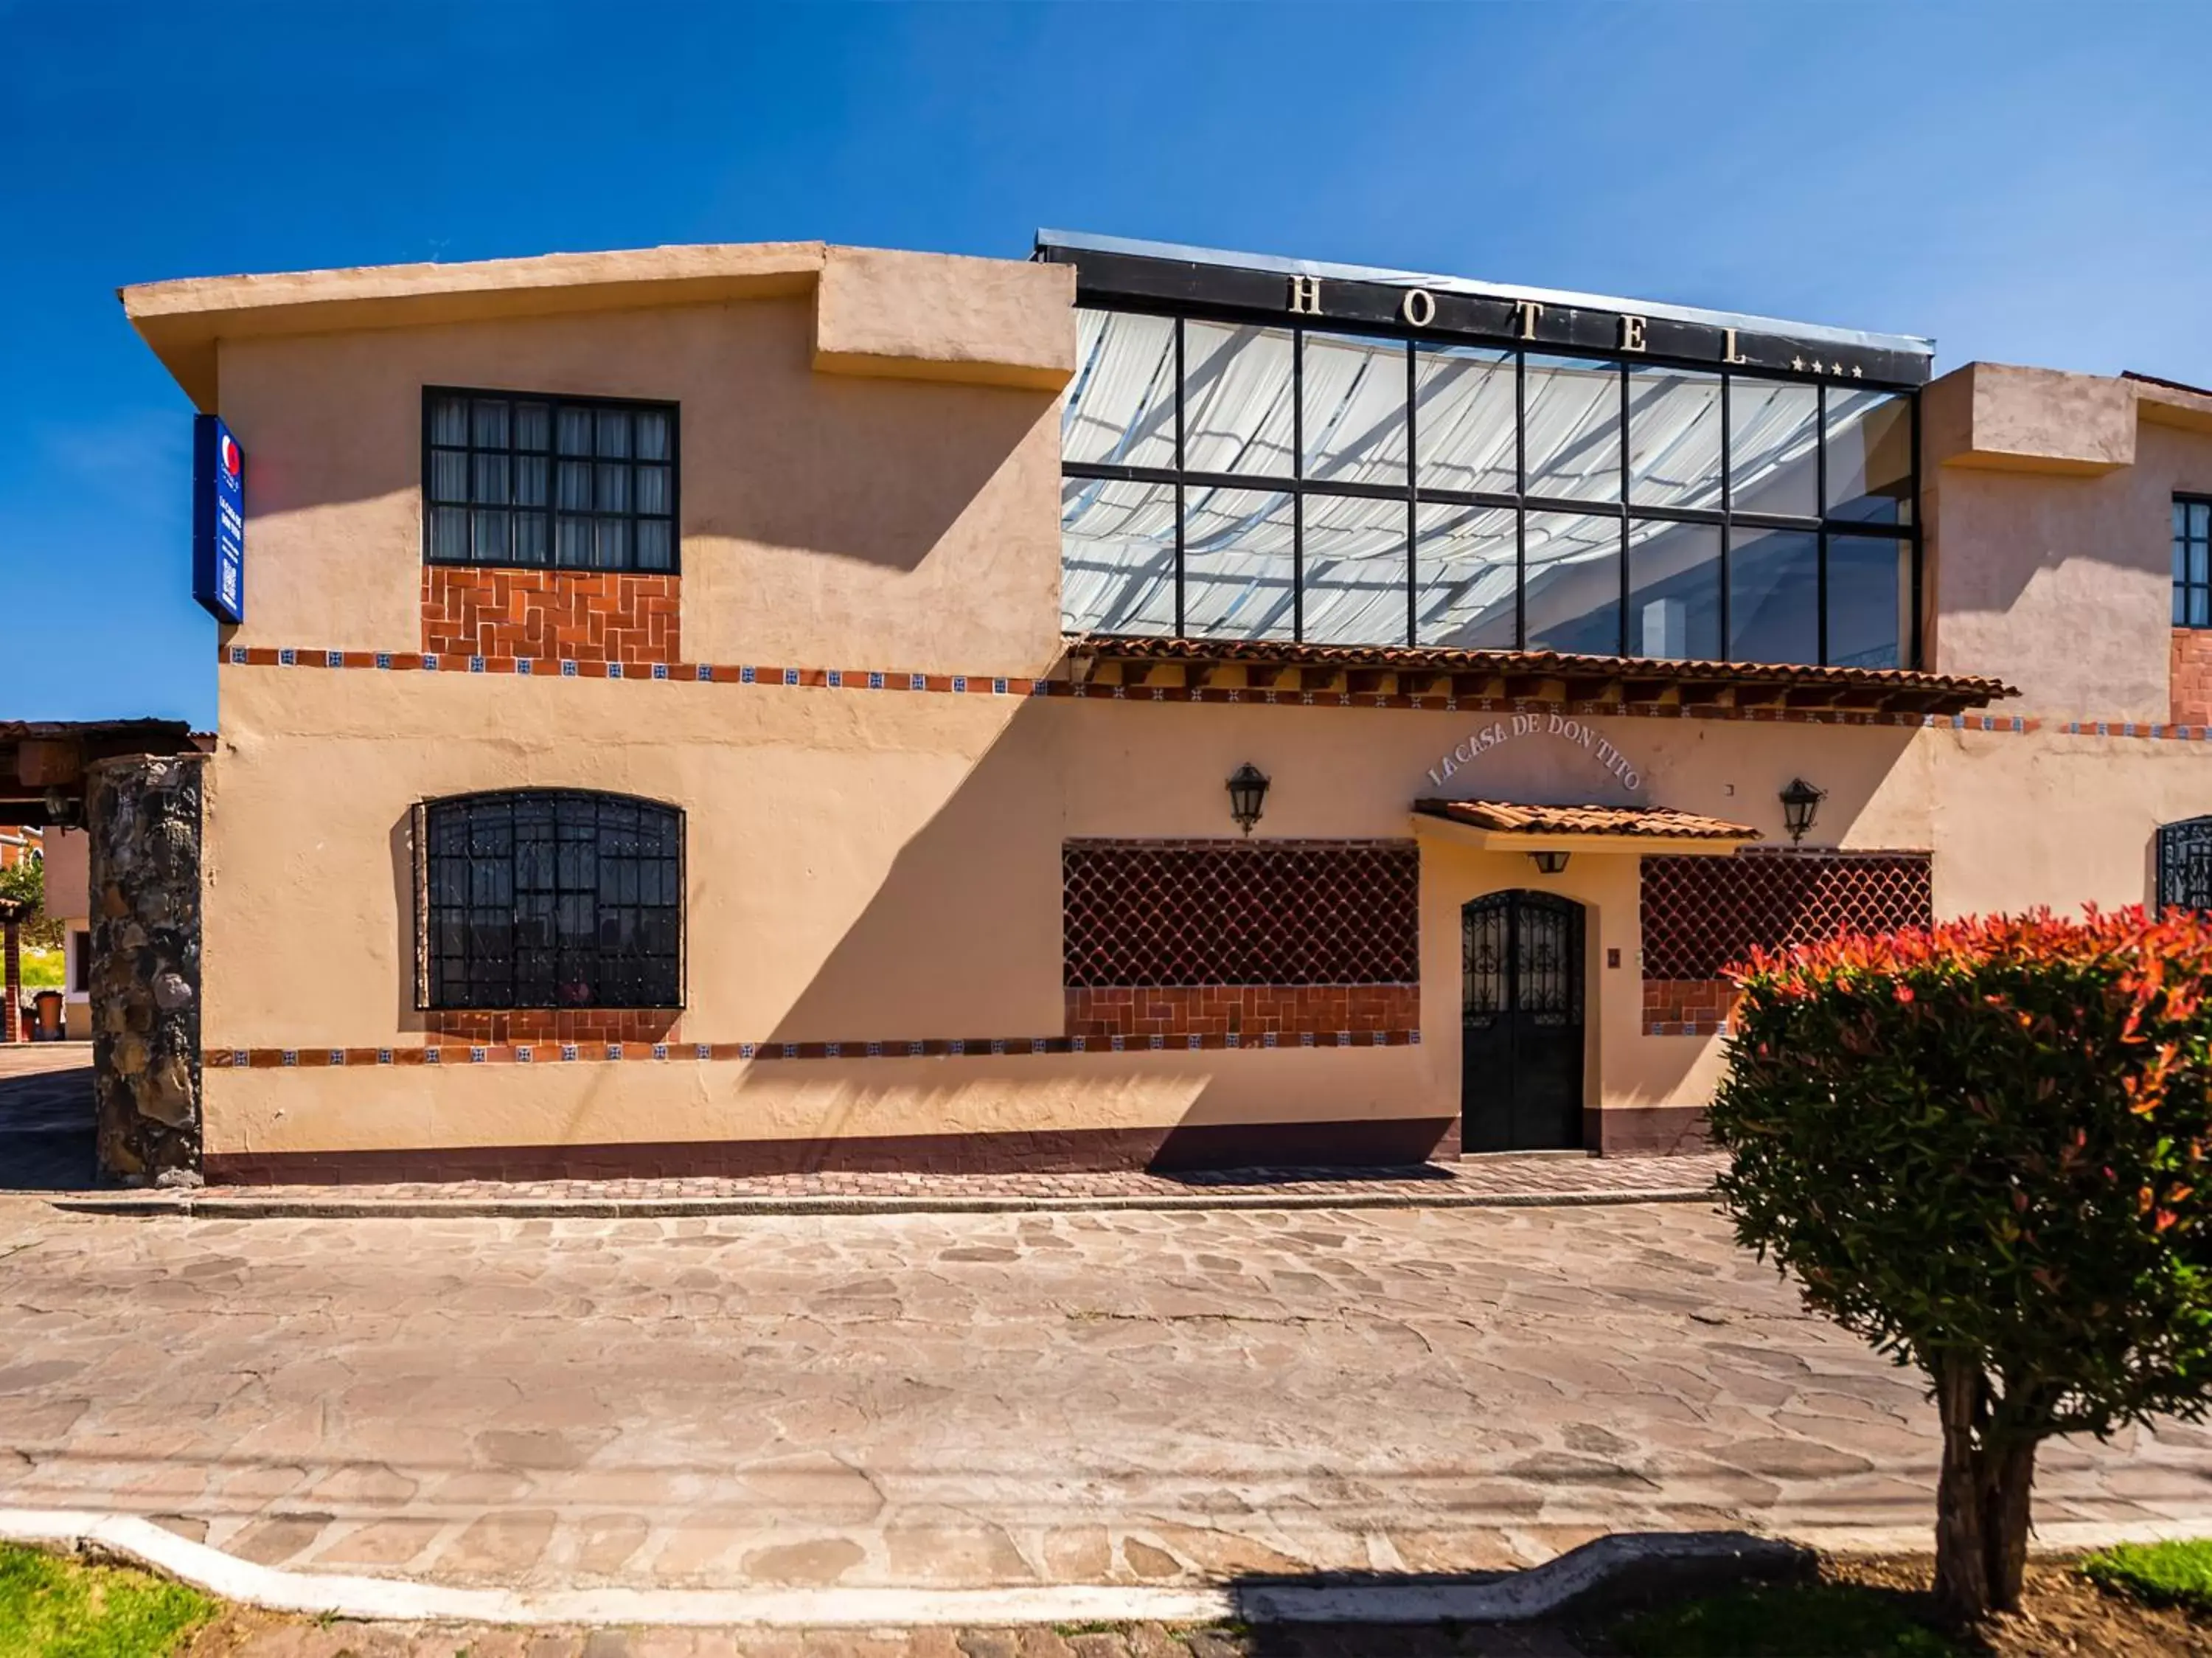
(0, 1045, 94, 1192)
(97, 1153, 1723, 1212)
(3, 1198, 2209, 1597)
(5, 1046, 1719, 1210)
(193, 1617, 1590, 1656)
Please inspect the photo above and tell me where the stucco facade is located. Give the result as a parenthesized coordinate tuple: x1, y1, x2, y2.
(117, 238, 2212, 1182)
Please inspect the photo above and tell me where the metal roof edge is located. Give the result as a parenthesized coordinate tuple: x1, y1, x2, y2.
(1036, 229, 1934, 359)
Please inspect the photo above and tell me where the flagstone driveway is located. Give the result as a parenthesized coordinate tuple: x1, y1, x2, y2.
(1, 1196, 2208, 1593)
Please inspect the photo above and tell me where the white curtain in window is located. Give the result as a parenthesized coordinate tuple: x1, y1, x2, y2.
(1525, 358, 1621, 502)
(1627, 370, 1722, 510)
(1302, 493, 1408, 644)
(1183, 321, 1295, 477)
(1302, 333, 1408, 486)
(1060, 476, 1177, 634)
(1415, 347, 1516, 495)
(1063, 311, 1178, 470)
(1182, 485, 1295, 638)
(1730, 380, 1819, 518)
(1416, 502, 1517, 649)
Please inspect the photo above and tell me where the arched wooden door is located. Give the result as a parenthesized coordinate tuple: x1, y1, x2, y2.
(1461, 890, 1586, 1152)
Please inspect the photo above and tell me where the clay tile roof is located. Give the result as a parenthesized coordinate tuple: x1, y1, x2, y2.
(1068, 634, 2017, 715)
(1414, 799, 1761, 841)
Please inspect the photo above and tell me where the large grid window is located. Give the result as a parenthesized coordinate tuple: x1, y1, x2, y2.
(425, 389, 678, 572)
(1061, 310, 1921, 669)
(417, 791, 683, 1010)
(2177, 497, 2212, 628)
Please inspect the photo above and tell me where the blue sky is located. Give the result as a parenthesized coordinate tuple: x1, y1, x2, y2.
(3, 1, 2208, 728)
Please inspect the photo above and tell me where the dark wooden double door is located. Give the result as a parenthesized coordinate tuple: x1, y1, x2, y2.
(1461, 890, 1586, 1152)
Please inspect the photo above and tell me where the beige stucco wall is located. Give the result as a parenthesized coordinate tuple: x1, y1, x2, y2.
(1927, 366, 2212, 720)
(201, 652, 2212, 1161)
(175, 253, 2212, 1165)
(217, 294, 1068, 675)
(204, 653, 1955, 1156)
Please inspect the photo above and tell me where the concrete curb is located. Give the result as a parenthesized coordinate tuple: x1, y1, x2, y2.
(46, 1187, 1716, 1221)
(0, 1511, 1795, 1626)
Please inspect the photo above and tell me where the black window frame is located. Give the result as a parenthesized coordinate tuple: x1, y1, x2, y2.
(1060, 307, 1924, 670)
(422, 386, 681, 575)
(414, 788, 686, 1013)
(2177, 494, 2212, 629)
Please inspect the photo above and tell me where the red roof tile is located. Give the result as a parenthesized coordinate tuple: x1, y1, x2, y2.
(1070, 634, 2016, 712)
(1415, 799, 1761, 841)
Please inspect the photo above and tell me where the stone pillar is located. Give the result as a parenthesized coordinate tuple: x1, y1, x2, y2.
(1, 912, 18, 1044)
(86, 753, 206, 1185)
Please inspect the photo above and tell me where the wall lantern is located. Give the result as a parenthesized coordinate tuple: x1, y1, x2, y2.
(1226, 763, 1270, 836)
(1779, 777, 1826, 845)
(1528, 849, 1571, 875)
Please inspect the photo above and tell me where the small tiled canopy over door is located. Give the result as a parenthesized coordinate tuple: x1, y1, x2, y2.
(1640, 852, 1933, 1031)
(1062, 839, 1419, 1041)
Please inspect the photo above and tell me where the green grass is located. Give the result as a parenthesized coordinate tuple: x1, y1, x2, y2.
(1612, 1581, 1958, 1657)
(2081, 1537, 2212, 1612)
(0, 1544, 212, 1658)
(16, 948, 63, 992)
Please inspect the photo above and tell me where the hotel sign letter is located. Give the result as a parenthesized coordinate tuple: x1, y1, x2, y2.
(1255, 266, 1874, 381)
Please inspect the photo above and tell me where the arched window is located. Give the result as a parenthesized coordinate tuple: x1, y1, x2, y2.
(416, 790, 683, 1010)
(2157, 816, 2212, 914)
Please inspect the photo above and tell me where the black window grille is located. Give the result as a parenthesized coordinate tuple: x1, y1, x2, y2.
(417, 791, 684, 1010)
(424, 388, 678, 573)
(2158, 816, 2212, 913)
(2176, 496, 2212, 628)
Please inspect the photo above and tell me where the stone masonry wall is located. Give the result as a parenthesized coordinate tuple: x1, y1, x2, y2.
(87, 753, 206, 1184)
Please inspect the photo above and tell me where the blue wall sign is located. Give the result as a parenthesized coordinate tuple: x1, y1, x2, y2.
(192, 414, 246, 625)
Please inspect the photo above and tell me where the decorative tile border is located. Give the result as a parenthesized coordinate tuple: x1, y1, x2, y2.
(1643, 1020, 1734, 1038)
(207, 1028, 1424, 1070)
(219, 644, 2077, 731)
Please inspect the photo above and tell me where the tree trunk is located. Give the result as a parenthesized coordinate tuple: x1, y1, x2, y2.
(1932, 1355, 2043, 1623)
(1985, 1435, 2039, 1613)
(1933, 1356, 1991, 1623)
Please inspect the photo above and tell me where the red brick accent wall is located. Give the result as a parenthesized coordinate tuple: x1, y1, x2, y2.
(1640, 851, 1933, 980)
(1066, 985, 1420, 1041)
(1063, 841, 1419, 985)
(2173, 629, 2212, 726)
(425, 1007, 681, 1046)
(1642, 979, 1738, 1028)
(422, 567, 680, 665)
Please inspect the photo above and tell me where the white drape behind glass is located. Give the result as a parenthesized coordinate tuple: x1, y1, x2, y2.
(1062, 309, 1833, 654)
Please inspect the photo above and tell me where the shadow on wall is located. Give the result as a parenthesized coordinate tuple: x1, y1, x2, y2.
(247, 305, 1060, 577)
(715, 374, 1060, 574)
(746, 696, 1453, 1171)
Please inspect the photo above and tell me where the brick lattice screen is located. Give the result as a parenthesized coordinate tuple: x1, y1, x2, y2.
(1640, 852, 1933, 980)
(1063, 840, 1419, 987)
(423, 567, 680, 665)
